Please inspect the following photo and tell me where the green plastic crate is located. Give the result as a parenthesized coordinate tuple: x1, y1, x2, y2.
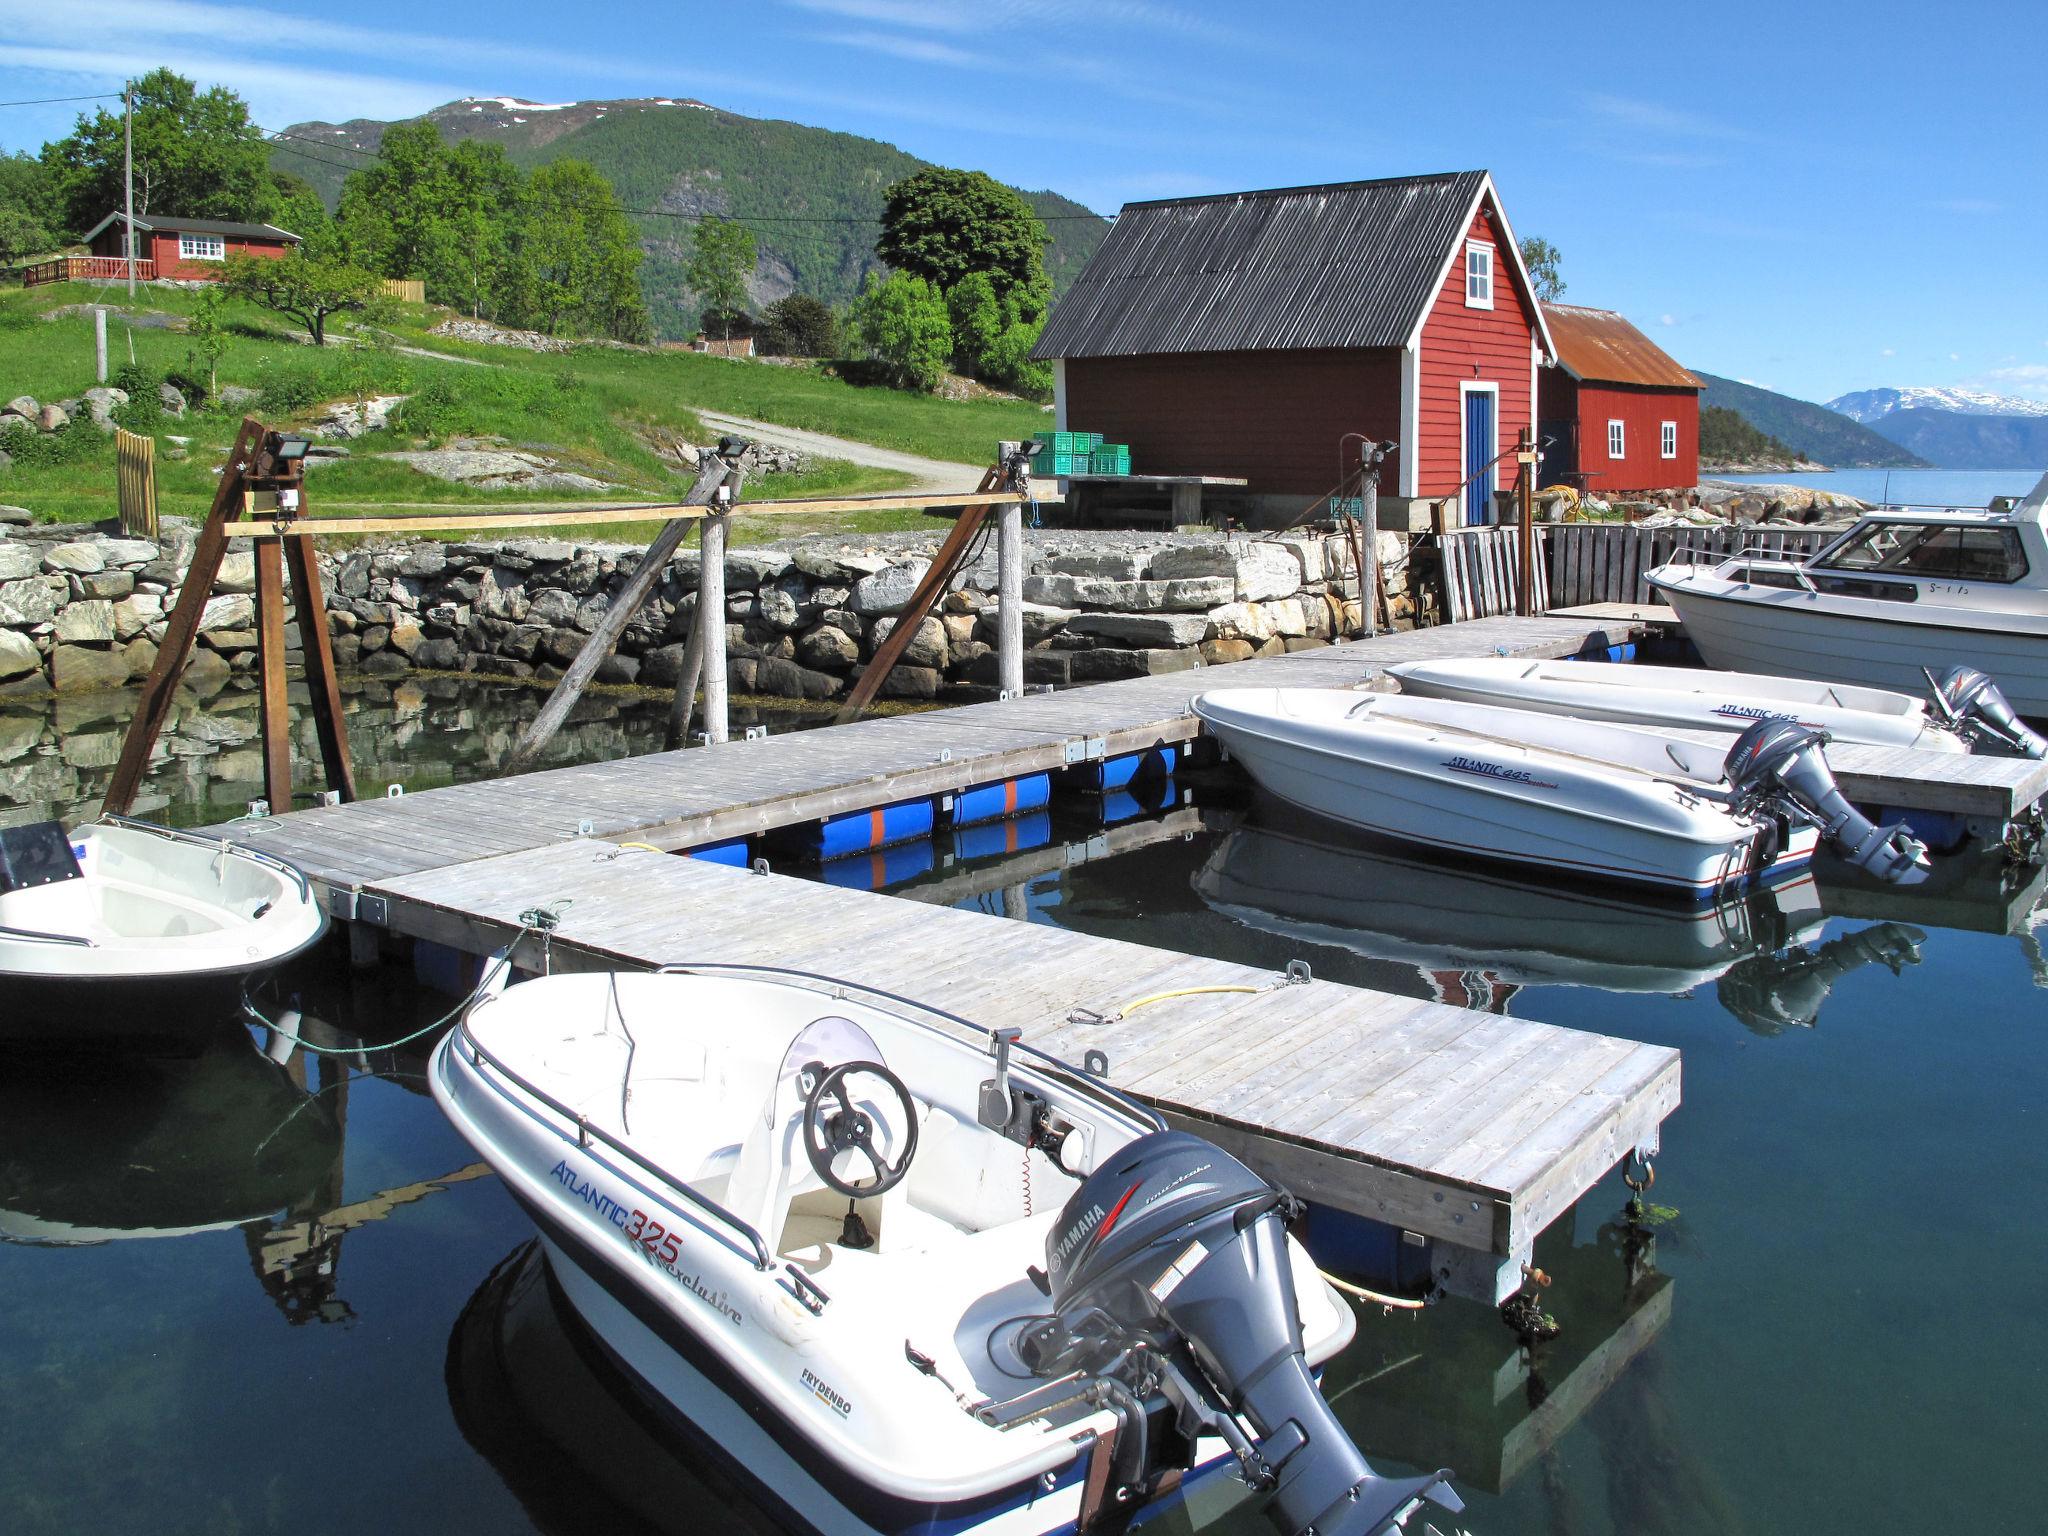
(1033, 431, 1090, 454)
(1089, 445, 1130, 474)
(1030, 449, 1085, 476)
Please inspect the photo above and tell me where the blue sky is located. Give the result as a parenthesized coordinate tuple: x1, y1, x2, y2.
(3, 0, 2042, 406)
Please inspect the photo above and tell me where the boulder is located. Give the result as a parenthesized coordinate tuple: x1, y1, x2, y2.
(1149, 540, 1300, 601)
(0, 546, 37, 581)
(80, 386, 129, 429)
(849, 559, 933, 616)
(639, 643, 690, 687)
(0, 628, 41, 680)
(865, 614, 949, 670)
(793, 548, 890, 583)
(386, 621, 424, 657)
(119, 637, 158, 679)
(1071, 646, 1204, 681)
(595, 654, 640, 686)
(1064, 612, 1209, 648)
(414, 637, 462, 670)
(752, 656, 844, 700)
(398, 545, 448, 579)
(725, 551, 793, 591)
(43, 542, 106, 575)
(3, 397, 37, 421)
(360, 650, 411, 678)
(98, 538, 158, 567)
(201, 628, 258, 652)
(1265, 597, 1309, 638)
(525, 588, 581, 628)
(867, 663, 943, 700)
(1205, 601, 1273, 643)
(73, 569, 132, 602)
(1200, 637, 1255, 666)
(213, 552, 257, 593)
(0, 506, 32, 527)
(1042, 549, 1149, 580)
(35, 404, 69, 433)
(158, 382, 187, 417)
(797, 624, 860, 670)
(53, 601, 116, 644)
(1145, 542, 1236, 580)
(974, 601, 1075, 645)
(1021, 574, 1232, 612)
(197, 594, 254, 632)
(965, 649, 1071, 688)
(0, 578, 59, 625)
(50, 644, 130, 694)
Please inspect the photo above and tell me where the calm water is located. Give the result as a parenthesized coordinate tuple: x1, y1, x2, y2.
(4, 694, 2046, 1535)
(1718, 467, 2044, 507)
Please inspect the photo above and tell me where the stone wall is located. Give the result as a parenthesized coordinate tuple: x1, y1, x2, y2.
(0, 515, 1409, 703)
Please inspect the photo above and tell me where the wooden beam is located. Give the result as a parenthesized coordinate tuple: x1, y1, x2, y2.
(662, 571, 709, 751)
(834, 465, 1000, 724)
(102, 416, 267, 816)
(244, 490, 1026, 539)
(504, 456, 736, 774)
(282, 530, 355, 801)
(253, 536, 293, 812)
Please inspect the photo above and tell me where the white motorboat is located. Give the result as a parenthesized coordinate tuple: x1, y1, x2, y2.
(0, 817, 326, 1029)
(1647, 471, 2048, 724)
(430, 966, 1460, 1536)
(1191, 689, 1931, 895)
(1385, 657, 1971, 753)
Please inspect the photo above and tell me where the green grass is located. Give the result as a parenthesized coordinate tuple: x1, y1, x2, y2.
(0, 283, 998, 538)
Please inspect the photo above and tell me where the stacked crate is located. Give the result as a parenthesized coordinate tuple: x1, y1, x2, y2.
(1032, 431, 1131, 477)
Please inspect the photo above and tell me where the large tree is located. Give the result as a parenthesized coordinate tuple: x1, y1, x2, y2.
(0, 153, 60, 261)
(42, 68, 274, 233)
(849, 270, 951, 392)
(507, 159, 648, 341)
(336, 118, 452, 281)
(225, 250, 380, 346)
(877, 168, 1049, 309)
(685, 215, 756, 340)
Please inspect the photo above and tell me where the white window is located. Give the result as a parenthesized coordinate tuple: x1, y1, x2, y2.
(1608, 420, 1626, 459)
(1660, 420, 1678, 459)
(177, 233, 225, 262)
(1464, 240, 1494, 309)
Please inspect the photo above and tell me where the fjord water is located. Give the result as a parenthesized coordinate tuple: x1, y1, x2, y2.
(4, 689, 2045, 1535)
(1719, 466, 2044, 505)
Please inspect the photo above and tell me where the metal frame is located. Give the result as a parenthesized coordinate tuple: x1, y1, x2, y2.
(99, 813, 313, 901)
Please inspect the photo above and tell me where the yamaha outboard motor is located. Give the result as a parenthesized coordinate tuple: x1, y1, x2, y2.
(1021, 1131, 1459, 1536)
(1724, 719, 1931, 885)
(1929, 666, 2048, 759)
(1716, 921, 1926, 1033)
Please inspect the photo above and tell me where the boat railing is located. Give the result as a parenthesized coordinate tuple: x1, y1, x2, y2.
(453, 1008, 779, 1272)
(651, 960, 1171, 1134)
(100, 814, 314, 902)
(0, 921, 95, 946)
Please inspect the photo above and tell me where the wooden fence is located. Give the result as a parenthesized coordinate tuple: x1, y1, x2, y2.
(22, 255, 156, 287)
(1542, 521, 1841, 609)
(380, 278, 426, 303)
(1436, 525, 1550, 623)
(115, 428, 158, 539)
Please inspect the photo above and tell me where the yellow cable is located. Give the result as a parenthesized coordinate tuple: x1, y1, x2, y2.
(1320, 1270, 1429, 1311)
(613, 841, 666, 853)
(1116, 984, 1262, 1017)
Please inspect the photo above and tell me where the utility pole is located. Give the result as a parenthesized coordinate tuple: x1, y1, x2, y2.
(123, 80, 136, 298)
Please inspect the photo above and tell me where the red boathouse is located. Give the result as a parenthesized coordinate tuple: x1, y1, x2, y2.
(80, 212, 300, 282)
(1033, 171, 1555, 527)
(1536, 303, 1701, 495)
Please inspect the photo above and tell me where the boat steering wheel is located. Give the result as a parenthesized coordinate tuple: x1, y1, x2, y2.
(800, 1059, 920, 1199)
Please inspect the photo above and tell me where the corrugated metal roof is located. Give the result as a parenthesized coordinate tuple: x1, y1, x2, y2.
(81, 212, 301, 244)
(1035, 171, 1491, 360)
(1542, 302, 1699, 390)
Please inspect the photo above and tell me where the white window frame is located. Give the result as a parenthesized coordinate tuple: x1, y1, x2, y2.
(1660, 420, 1678, 459)
(177, 233, 225, 262)
(1464, 240, 1495, 310)
(1607, 419, 1626, 460)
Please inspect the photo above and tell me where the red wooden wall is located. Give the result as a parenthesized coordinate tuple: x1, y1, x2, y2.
(1570, 380, 1699, 492)
(1414, 204, 1541, 502)
(87, 226, 293, 280)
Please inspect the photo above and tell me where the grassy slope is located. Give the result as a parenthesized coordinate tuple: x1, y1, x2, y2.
(0, 284, 1045, 539)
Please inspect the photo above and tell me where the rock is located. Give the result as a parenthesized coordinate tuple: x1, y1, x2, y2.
(3, 397, 37, 420)
(797, 624, 860, 670)
(966, 649, 1071, 688)
(752, 574, 807, 632)
(120, 637, 157, 679)
(1065, 612, 1209, 647)
(197, 594, 253, 632)
(98, 538, 158, 567)
(1200, 638, 1255, 666)
(974, 601, 1075, 645)
(1071, 646, 1204, 681)
(310, 394, 406, 439)
(0, 547, 37, 581)
(595, 654, 640, 686)
(1021, 574, 1232, 612)
(201, 628, 258, 652)
(525, 588, 581, 627)
(861, 663, 942, 700)
(382, 448, 610, 492)
(1148, 540, 1300, 601)
(507, 538, 574, 564)
(0, 579, 59, 625)
(0, 628, 40, 680)
(1205, 601, 1274, 643)
(1042, 549, 1151, 580)
(80, 386, 129, 429)
(725, 551, 793, 591)
(36, 404, 69, 432)
(639, 643, 690, 687)
(866, 614, 948, 670)
(43, 542, 106, 575)
(414, 637, 462, 670)
(398, 545, 447, 579)
(0, 505, 32, 527)
(50, 644, 130, 693)
(213, 552, 256, 593)
(158, 382, 187, 417)
(1146, 542, 1236, 580)
(360, 624, 391, 654)
(178, 713, 256, 746)
(179, 648, 232, 693)
(751, 656, 844, 700)
(848, 559, 933, 616)
(54, 601, 116, 643)
(387, 622, 424, 657)
(1265, 598, 1308, 638)
(360, 650, 411, 678)
(793, 548, 890, 583)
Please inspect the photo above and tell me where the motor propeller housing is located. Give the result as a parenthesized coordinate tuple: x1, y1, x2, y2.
(1930, 666, 2048, 759)
(1028, 1131, 1459, 1536)
(1723, 720, 1931, 885)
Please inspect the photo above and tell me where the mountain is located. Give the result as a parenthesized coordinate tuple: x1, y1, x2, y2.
(270, 96, 1110, 341)
(1822, 385, 2048, 470)
(1690, 372, 1929, 468)
(1827, 386, 2048, 422)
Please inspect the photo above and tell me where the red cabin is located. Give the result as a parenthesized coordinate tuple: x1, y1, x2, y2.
(79, 212, 300, 282)
(1033, 171, 1554, 527)
(1537, 303, 1700, 495)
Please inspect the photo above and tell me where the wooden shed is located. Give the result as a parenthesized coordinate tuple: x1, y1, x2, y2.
(1033, 171, 1555, 527)
(1537, 303, 1701, 494)
(81, 212, 300, 282)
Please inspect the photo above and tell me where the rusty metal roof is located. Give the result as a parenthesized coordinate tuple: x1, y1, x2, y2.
(1541, 302, 1700, 390)
(1035, 171, 1502, 360)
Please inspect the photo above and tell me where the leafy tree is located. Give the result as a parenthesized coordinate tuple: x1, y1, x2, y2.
(758, 294, 838, 357)
(185, 284, 229, 399)
(507, 159, 648, 341)
(686, 216, 757, 340)
(1519, 236, 1565, 301)
(0, 153, 59, 261)
(946, 271, 1001, 375)
(42, 69, 274, 232)
(878, 168, 1049, 309)
(980, 291, 1052, 399)
(848, 270, 951, 392)
(266, 172, 337, 260)
(225, 250, 380, 346)
(438, 141, 524, 320)
(336, 119, 452, 281)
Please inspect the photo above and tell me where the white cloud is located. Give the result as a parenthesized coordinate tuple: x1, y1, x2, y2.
(1951, 351, 1962, 362)
(1658, 313, 1676, 327)
(783, 0, 1245, 44)
(1881, 347, 1895, 357)
(1580, 92, 1751, 141)
(1971, 364, 2048, 402)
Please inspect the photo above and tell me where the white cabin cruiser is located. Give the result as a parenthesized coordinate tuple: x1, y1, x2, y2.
(431, 966, 1460, 1536)
(1192, 689, 1932, 895)
(1647, 471, 2048, 722)
(0, 817, 326, 1030)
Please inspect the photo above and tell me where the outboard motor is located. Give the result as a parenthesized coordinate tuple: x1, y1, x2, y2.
(1929, 666, 2048, 759)
(1716, 922, 1926, 1033)
(1019, 1131, 1459, 1536)
(1723, 719, 1931, 885)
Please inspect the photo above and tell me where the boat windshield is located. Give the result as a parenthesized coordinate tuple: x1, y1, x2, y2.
(1815, 522, 2029, 584)
(764, 1014, 884, 1126)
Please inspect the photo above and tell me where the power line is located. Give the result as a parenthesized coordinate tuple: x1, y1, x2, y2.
(0, 92, 122, 108)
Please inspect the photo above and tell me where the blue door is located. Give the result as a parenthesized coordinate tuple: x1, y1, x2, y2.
(1464, 391, 1495, 525)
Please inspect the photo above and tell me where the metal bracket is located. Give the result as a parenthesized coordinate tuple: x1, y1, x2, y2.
(1063, 736, 1107, 765)
(385, 783, 404, 799)
(743, 725, 768, 742)
(1284, 959, 1312, 985)
(357, 893, 389, 928)
(1083, 1049, 1110, 1078)
(314, 790, 341, 808)
(751, 857, 771, 877)
(245, 798, 270, 819)
(578, 818, 596, 837)
(936, 747, 952, 764)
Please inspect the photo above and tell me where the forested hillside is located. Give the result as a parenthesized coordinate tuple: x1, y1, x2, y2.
(272, 97, 1108, 339)
(1692, 371, 1927, 468)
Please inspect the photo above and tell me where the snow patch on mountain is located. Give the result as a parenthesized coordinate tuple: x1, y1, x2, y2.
(1829, 386, 2048, 422)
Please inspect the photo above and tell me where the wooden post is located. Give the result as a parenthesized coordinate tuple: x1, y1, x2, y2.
(253, 538, 293, 811)
(661, 601, 708, 751)
(102, 417, 267, 817)
(1359, 459, 1380, 640)
(281, 532, 355, 800)
(834, 464, 1002, 724)
(997, 492, 1024, 696)
(94, 307, 107, 383)
(1516, 427, 1536, 618)
(504, 454, 735, 773)
(699, 510, 730, 745)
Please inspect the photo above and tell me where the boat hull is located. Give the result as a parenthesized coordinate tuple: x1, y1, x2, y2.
(1651, 571, 2048, 718)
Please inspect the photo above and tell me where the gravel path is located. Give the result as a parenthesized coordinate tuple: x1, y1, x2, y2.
(691, 409, 984, 493)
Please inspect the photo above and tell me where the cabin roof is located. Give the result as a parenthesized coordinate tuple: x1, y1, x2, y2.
(81, 212, 301, 244)
(1541, 302, 1699, 390)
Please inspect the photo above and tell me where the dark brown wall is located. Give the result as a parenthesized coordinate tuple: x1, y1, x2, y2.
(1063, 347, 1403, 497)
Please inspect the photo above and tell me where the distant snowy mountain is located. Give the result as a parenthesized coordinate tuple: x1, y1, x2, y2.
(1828, 386, 2048, 422)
